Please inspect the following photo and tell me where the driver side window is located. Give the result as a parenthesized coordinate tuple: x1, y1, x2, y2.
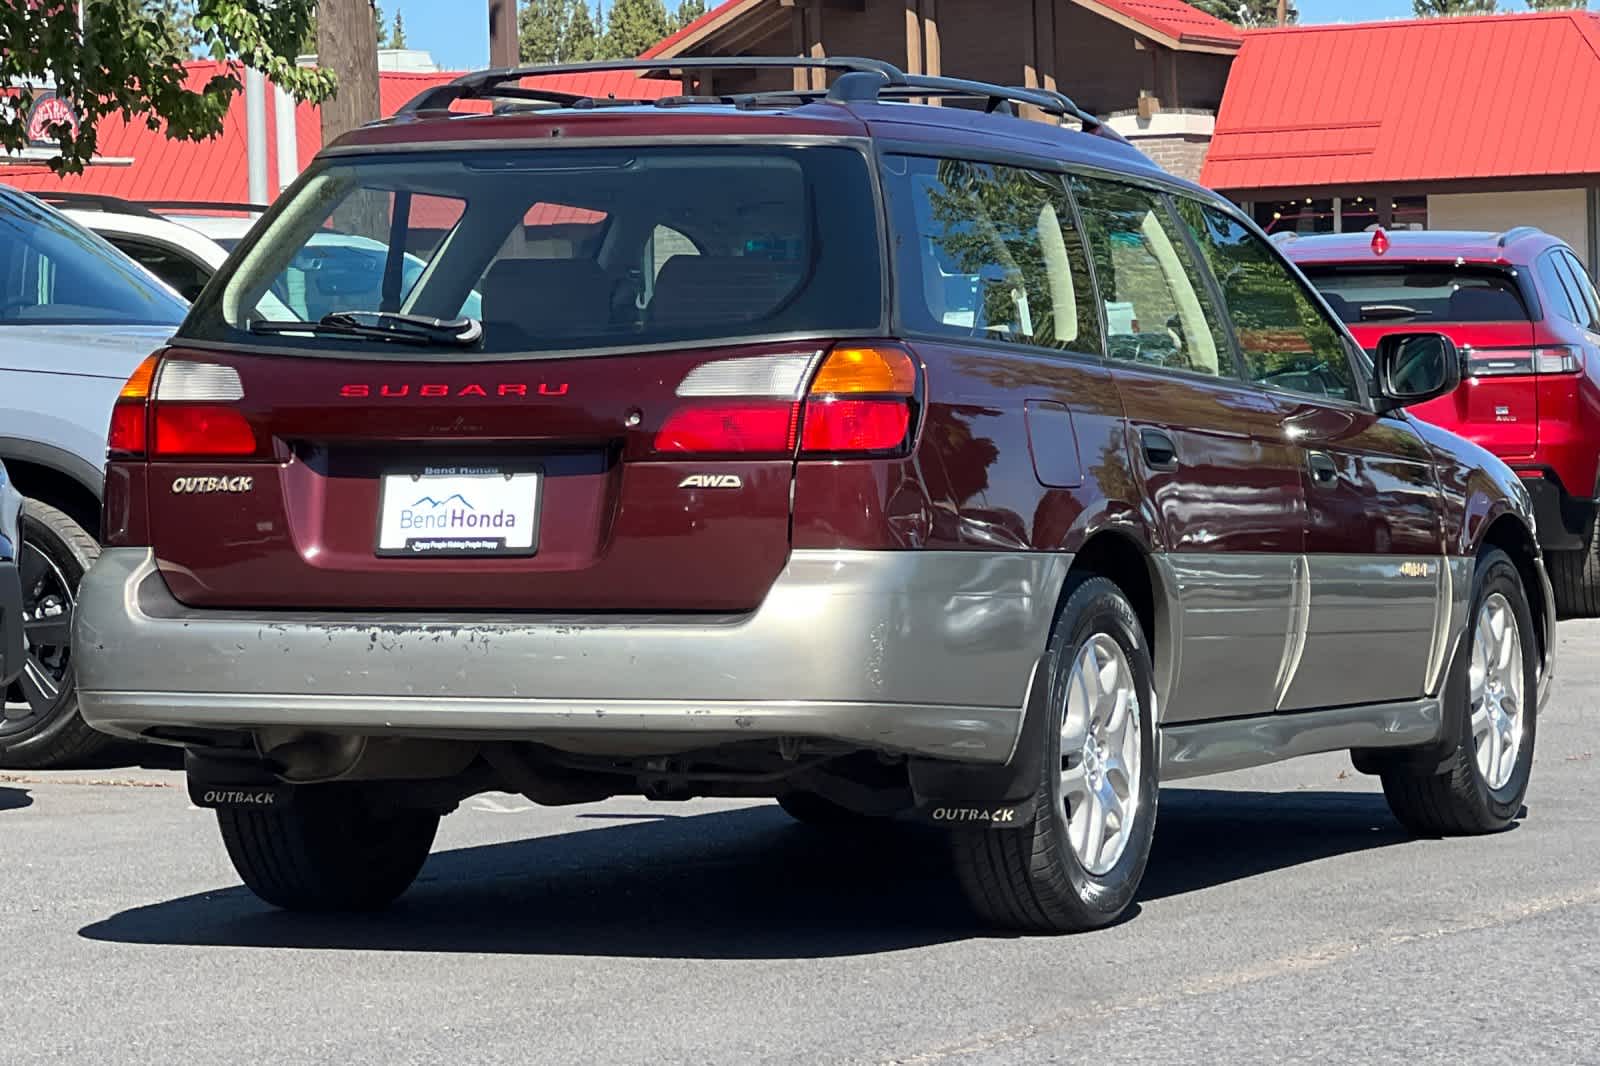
(1174, 197, 1356, 402)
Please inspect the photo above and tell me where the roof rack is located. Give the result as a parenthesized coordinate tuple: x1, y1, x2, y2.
(1497, 225, 1542, 248)
(33, 191, 162, 219)
(395, 56, 1121, 141)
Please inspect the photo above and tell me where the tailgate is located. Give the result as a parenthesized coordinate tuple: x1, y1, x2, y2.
(146, 346, 798, 611)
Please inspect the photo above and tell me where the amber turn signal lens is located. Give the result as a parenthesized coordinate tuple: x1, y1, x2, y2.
(120, 353, 160, 400)
(809, 346, 917, 396)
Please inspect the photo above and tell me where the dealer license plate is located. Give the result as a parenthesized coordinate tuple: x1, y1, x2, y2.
(376, 467, 540, 557)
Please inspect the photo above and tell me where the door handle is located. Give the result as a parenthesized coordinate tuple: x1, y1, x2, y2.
(1307, 450, 1338, 487)
(1140, 428, 1179, 472)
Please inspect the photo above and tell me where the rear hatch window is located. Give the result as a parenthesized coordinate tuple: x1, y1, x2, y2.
(185, 145, 884, 355)
(1300, 265, 1532, 327)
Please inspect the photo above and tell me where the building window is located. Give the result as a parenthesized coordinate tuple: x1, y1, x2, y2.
(1252, 194, 1428, 234)
(1255, 198, 1335, 235)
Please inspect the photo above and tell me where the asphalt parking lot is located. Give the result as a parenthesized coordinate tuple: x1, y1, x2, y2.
(4, 623, 1598, 1065)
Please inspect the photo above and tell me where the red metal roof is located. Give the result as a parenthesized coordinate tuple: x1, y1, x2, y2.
(2, 62, 672, 204)
(1079, 0, 1242, 47)
(644, 0, 1239, 59)
(1202, 12, 1600, 193)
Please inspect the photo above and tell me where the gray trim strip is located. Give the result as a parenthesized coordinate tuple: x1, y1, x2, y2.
(1161, 698, 1443, 781)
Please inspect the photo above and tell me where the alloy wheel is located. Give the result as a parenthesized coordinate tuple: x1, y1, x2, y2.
(1470, 591, 1525, 791)
(1060, 634, 1143, 876)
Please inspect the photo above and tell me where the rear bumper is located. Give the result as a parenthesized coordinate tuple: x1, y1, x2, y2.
(1519, 473, 1595, 552)
(75, 548, 1069, 763)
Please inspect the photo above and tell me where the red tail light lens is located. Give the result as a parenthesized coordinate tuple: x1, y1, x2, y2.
(799, 398, 912, 452)
(654, 402, 800, 455)
(153, 405, 259, 457)
(1466, 345, 1582, 377)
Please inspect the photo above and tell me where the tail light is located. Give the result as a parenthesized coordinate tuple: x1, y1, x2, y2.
(653, 344, 920, 458)
(1466, 345, 1582, 377)
(107, 356, 267, 459)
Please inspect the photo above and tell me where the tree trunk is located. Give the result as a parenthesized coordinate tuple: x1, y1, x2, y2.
(317, 0, 384, 239)
(317, 0, 381, 145)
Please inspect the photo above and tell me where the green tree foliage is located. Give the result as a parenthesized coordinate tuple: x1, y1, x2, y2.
(603, 0, 670, 59)
(1190, 0, 1296, 27)
(2, 0, 333, 174)
(520, 0, 605, 62)
(669, 0, 706, 32)
(1526, 0, 1586, 9)
(390, 9, 406, 48)
(148, 0, 202, 52)
(1411, 0, 1496, 15)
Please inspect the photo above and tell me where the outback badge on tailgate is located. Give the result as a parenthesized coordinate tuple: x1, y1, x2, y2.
(171, 476, 254, 494)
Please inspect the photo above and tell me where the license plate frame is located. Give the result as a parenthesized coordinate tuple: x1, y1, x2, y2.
(375, 465, 542, 558)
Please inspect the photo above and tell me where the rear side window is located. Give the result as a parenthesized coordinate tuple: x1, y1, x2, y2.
(1069, 176, 1230, 376)
(1557, 251, 1600, 332)
(0, 196, 187, 326)
(883, 155, 1099, 354)
(1174, 198, 1356, 403)
(191, 146, 882, 355)
(108, 237, 212, 303)
(1536, 252, 1583, 326)
(1303, 266, 1532, 326)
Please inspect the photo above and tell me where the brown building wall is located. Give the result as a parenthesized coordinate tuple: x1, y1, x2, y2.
(1133, 134, 1210, 183)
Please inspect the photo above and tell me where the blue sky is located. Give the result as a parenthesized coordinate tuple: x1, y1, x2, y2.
(399, 0, 1519, 73)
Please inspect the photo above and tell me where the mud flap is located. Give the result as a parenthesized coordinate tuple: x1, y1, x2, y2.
(185, 750, 295, 810)
(906, 656, 1051, 829)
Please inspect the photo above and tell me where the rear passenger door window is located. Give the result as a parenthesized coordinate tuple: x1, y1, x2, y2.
(1173, 197, 1357, 403)
(1537, 252, 1583, 326)
(1068, 176, 1230, 376)
(883, 155, 1100, 354)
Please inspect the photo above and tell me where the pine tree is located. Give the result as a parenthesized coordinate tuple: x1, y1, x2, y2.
(391, 10, 407, 47)
(568, 2, 602, 61)
(1526, 0, 1586, 9)
(604, 0, 670, 59)
(375, 4, 391, 48)
(669, 0, 707, 32)
(1412, 0, 1496, 14)
(522, 0, 610, 62)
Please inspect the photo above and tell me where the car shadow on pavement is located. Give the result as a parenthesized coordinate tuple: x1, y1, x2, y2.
(80, 787, 1408, 959)
(0, 786, 33, 812)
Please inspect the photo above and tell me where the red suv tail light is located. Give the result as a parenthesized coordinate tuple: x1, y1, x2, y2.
(652, 344, 921, 459)
(1466, 345, 1583, 377)
(107, 356, 268, 460)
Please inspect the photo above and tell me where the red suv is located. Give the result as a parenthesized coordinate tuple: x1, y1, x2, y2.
(1284, 228, 1600, 616)
(73, 58, 1553, 933)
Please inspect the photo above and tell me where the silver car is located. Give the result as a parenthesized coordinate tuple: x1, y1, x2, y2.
(0, 185, 186, 766)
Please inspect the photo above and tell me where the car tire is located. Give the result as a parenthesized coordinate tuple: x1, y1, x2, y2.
(1381, 548, 1538, 836)
(1, 499, 117, 769)
(1548, 537, 1600, 619)
(951, 575, 1158, 933)
(217, 786, 439, 911)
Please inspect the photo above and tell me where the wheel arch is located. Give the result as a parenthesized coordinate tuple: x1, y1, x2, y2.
(1064, 531, 1176, 723)
(0, 438, 102, 541)
(1480, 512, 1551, 670)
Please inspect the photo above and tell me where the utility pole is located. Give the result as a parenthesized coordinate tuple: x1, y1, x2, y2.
(488, 0, 519, 67)
(317, 0, 381, 145)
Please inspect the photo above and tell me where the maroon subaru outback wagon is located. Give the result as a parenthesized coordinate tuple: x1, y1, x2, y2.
(75, 58, 1554, 932)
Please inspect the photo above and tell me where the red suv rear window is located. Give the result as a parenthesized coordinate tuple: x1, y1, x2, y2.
(1300, 265, 1531, 326)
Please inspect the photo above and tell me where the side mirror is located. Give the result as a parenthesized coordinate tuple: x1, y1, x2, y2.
(1374, 332, 1461, 413)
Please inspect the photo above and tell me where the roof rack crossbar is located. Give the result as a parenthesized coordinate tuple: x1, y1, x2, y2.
(34, 191, 162, 219)
(396, 56, 904, 115)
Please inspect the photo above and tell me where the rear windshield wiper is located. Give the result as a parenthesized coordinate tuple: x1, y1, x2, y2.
(249, 311, 483, 347)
